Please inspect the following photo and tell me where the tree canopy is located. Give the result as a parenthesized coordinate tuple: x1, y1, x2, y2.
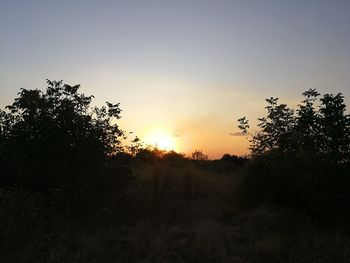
(239, 89, 350, 163)
(238, 89, 350, 215)
(0, 80, 126, 191)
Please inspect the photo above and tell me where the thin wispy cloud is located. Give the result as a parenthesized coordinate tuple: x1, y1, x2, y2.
(229, 132, 245, 137)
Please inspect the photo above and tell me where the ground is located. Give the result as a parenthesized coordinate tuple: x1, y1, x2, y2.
(1, 161, 350, 263)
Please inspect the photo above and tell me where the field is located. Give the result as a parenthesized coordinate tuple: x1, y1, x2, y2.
(2, 160, 350, 263)
(2, 1, 350, 262)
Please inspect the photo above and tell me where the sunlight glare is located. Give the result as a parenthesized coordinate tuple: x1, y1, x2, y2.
(143, 127, 176, 151)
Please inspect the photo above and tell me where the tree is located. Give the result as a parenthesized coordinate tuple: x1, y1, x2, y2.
(319, 93, 350, 163)
(221, 154, 247, 166)
(294, 89, 321, 154)
(239, 97, 295, 155)
(127, 136, 144, 156)
(238, 90, 350, 159)
(191, 150, 208, 161)
(0, 80, 126, 192)
(237, 89, 350, 215)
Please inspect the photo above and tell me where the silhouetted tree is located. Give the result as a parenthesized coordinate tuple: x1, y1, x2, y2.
(239, 97, 295, 154)
(0, 80, 128, 196)
(294, 89, 321, 154)
(135, 147, 165, 163)
(163, 151, 187, 163)
(239, 90, 350, 159)
(191, 150, 208, 161)
(127, 136, 143, 156)
(237, 89, 350, 215)
(319, 93, 350, 163)
(221, 154, 247, 166)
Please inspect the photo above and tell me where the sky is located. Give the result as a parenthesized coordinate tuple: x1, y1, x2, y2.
(1, 0, 350, 158)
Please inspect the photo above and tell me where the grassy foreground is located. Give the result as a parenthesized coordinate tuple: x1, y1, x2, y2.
(1, 161, 350, 263)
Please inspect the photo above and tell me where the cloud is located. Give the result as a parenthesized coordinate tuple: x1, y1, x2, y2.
(229, 132, 245, 137)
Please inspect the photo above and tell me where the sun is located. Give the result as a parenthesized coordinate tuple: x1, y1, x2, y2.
(143, 127, 176, 151)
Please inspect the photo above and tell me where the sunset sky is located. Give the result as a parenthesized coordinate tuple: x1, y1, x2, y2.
(1, 0, 350, 158)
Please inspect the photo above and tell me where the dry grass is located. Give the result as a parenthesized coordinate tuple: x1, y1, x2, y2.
(1, 162, 350, 263)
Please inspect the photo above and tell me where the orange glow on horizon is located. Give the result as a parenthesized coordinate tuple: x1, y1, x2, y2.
(138, 124, 250, 159)
(142, 127, 177, 151)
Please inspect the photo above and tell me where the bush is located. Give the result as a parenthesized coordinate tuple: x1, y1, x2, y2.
(240, 153, 350, 217)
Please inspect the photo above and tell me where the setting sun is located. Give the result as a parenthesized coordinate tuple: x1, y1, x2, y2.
(142, 127, 176, 151)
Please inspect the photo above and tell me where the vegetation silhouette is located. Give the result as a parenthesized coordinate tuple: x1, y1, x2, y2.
(191, 149, 209, 161)
(0, 80, 132, 216)
(2, 81, 350, 262)
(238, 89, 350, 216)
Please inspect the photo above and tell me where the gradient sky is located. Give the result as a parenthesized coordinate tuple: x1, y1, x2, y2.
(1, 0, 350, 158)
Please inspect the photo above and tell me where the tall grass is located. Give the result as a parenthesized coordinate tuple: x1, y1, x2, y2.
(1, 161, 350, 262)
